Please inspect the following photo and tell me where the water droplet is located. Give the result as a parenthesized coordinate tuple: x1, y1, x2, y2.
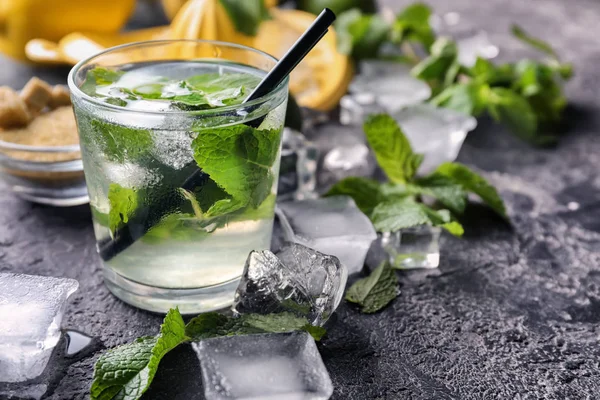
(64, 330, 94, 357)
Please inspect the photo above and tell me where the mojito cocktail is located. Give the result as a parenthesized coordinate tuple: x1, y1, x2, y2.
(68, 41, 288, 313)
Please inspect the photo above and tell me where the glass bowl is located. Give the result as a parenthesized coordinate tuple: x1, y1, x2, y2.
(0, 140, 88, 206)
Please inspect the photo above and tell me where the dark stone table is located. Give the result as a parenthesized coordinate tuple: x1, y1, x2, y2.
(1, 0, 599, 398)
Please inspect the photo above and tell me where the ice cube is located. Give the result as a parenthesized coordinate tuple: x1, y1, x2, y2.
(392, 104, 477, 174)
(456, 30, 499, 67)
(232, 243, 347, 326)
(278, 129, 319, 201)
(340, 60, 432, 125)
(192, 332, 333, 400)
(0, 273, 78, 383)
(104, 161, 160, 189)
(430, 12, 499, 67)
(302, 123, 375, 190)
(305, 122, 366, 154)
(276, 196, 377, 275)
(0, 384, 47, 400)
(150, 129, 195, 170)
(339, 94, 385, 126)
(322, 143, 376, 184)
(382, 226, 441, 269)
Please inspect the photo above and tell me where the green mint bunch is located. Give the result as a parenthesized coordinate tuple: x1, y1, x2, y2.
(329, 114, 507, 314)
(327, 114, 507, 235)
(90, 308, 325, 400)
(335, 2, 573, 145)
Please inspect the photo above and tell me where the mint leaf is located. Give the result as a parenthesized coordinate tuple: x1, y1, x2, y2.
(87, 120, 153, 164)
(430, 82, 488, 116)
(512, 61, 568, 126)
(234, 313, 326, 340)
(412, 174, 468, 214)
(185, 73, 261, 94)
(142, 213, 211, 244)
(108, 184, 139, 235)
(105, 97, 128, 107)
(192, 179, 231, 214)
(90, 308, 187, 400)
(435, 162, 507, 219)
(441, 221, 465, 236)
(370, 196, 463, 236)
(192, 125, 281, 208)
(511, 24, 559, 60)
(370, 196, 431, 232)
(184, 312, 231, 340)
(218, 0, 270, 36)
(487, 87, 538, 143)
(185, 312, 326, 341)
(364, 114, 423, 184)
(91, 206, 110, 228)
(90, 337, 156, 400)
(81, 67, 124, 96)
(346, 262, 398, 313)
(325, 177, 383, 215)
(411, 37, 458, 81)
(391, 3, 435, 49)
(133, 83, 166, 99)
(420, 207, 464, 237)
(234, 193, 276, 221)
(335, 9, 390, 59)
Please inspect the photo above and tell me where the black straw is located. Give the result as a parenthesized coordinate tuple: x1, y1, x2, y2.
(99, 9, 336, 262)
(245, 8, 336, 102)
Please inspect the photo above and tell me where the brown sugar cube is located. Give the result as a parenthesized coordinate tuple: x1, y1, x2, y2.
(0, 87, 31, 128)
(20, 77, 53, 113)
(48, 85, 72, 109)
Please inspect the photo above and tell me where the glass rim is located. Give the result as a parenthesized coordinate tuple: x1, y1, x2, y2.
(67, 39, 289, 117)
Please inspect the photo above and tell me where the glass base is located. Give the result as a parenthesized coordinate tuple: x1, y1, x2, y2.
(103, 266, 240, 314)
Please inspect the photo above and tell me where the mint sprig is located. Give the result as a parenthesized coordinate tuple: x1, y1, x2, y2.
(326, 113, 507, 235)
(346, 262, 398, 313)
(90, 309, 325, 400)
(334, 3, 572, 145)
(90, 309, 187, 400)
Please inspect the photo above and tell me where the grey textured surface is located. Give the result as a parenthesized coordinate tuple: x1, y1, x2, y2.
(1, 0, 599, 398)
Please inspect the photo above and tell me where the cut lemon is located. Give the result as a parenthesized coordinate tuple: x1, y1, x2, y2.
(25, 0, 352, 111)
